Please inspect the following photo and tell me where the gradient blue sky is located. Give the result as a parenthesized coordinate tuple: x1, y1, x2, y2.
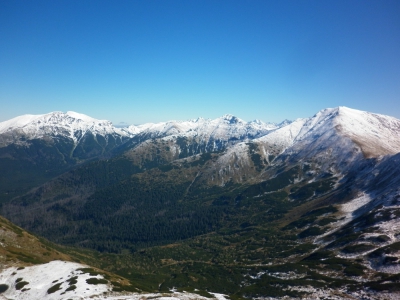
(1, 0, 399, 125)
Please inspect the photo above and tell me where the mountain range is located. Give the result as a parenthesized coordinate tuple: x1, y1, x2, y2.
(1, 106, 400, 299)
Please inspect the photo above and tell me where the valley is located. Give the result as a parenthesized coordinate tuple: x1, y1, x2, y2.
(1, 107, 400, 299)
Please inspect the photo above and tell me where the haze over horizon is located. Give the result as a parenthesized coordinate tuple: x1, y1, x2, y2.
(1, 0, 399, 125)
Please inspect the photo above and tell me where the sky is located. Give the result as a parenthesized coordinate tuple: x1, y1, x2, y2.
(1, 0, 399, 126)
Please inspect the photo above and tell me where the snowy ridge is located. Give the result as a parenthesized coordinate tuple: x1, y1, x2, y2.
(257, 106, 400, 180)
(333, 106, 400, 157)
(1, 106, 400, 159)
(0, 114, 43, 132)
(127, 114, 278, 141)
(292, 106, 400, 158)
(277, 107, 351, 168)
(255, 118, 307, 154)
(293, 107, 338, 142)
(0, 111, 131, 145)
(201, 105, 400, 184)
(207, 118, 307, 184)
(0, 112, 280, 148)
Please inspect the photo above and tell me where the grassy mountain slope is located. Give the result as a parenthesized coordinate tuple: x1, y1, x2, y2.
(0, 214, 72, 270)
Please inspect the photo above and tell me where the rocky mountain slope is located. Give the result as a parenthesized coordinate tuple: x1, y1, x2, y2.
(1, 106, 400, 299)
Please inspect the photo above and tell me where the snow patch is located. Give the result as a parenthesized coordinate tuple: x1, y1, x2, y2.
(0, 260, 109, 300)
(341, 193, 372, 219)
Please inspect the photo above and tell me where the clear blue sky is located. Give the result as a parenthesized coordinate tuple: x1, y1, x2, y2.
(1, 0, 399, 125)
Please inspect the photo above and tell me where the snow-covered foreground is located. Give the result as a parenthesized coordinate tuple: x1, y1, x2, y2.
(0, 261, 109, 299)
(0, 260, 228, 300)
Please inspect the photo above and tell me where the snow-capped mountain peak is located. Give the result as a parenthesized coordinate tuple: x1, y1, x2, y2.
(251, 119, 264, 125)
(0, 111, 111, 134)
(334, 106, 400, 157)
(65, 111, 99, 123)
(1, 107, 399, 160)
(190, 117, 206, 123)
(276, 119, 293, 127)
(219, 114, 244, 124)
(125, 114, 278, 142)
(284, 106, 400, 166)
(0, 111, 130, 147)
(0, 114, 43, 133)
